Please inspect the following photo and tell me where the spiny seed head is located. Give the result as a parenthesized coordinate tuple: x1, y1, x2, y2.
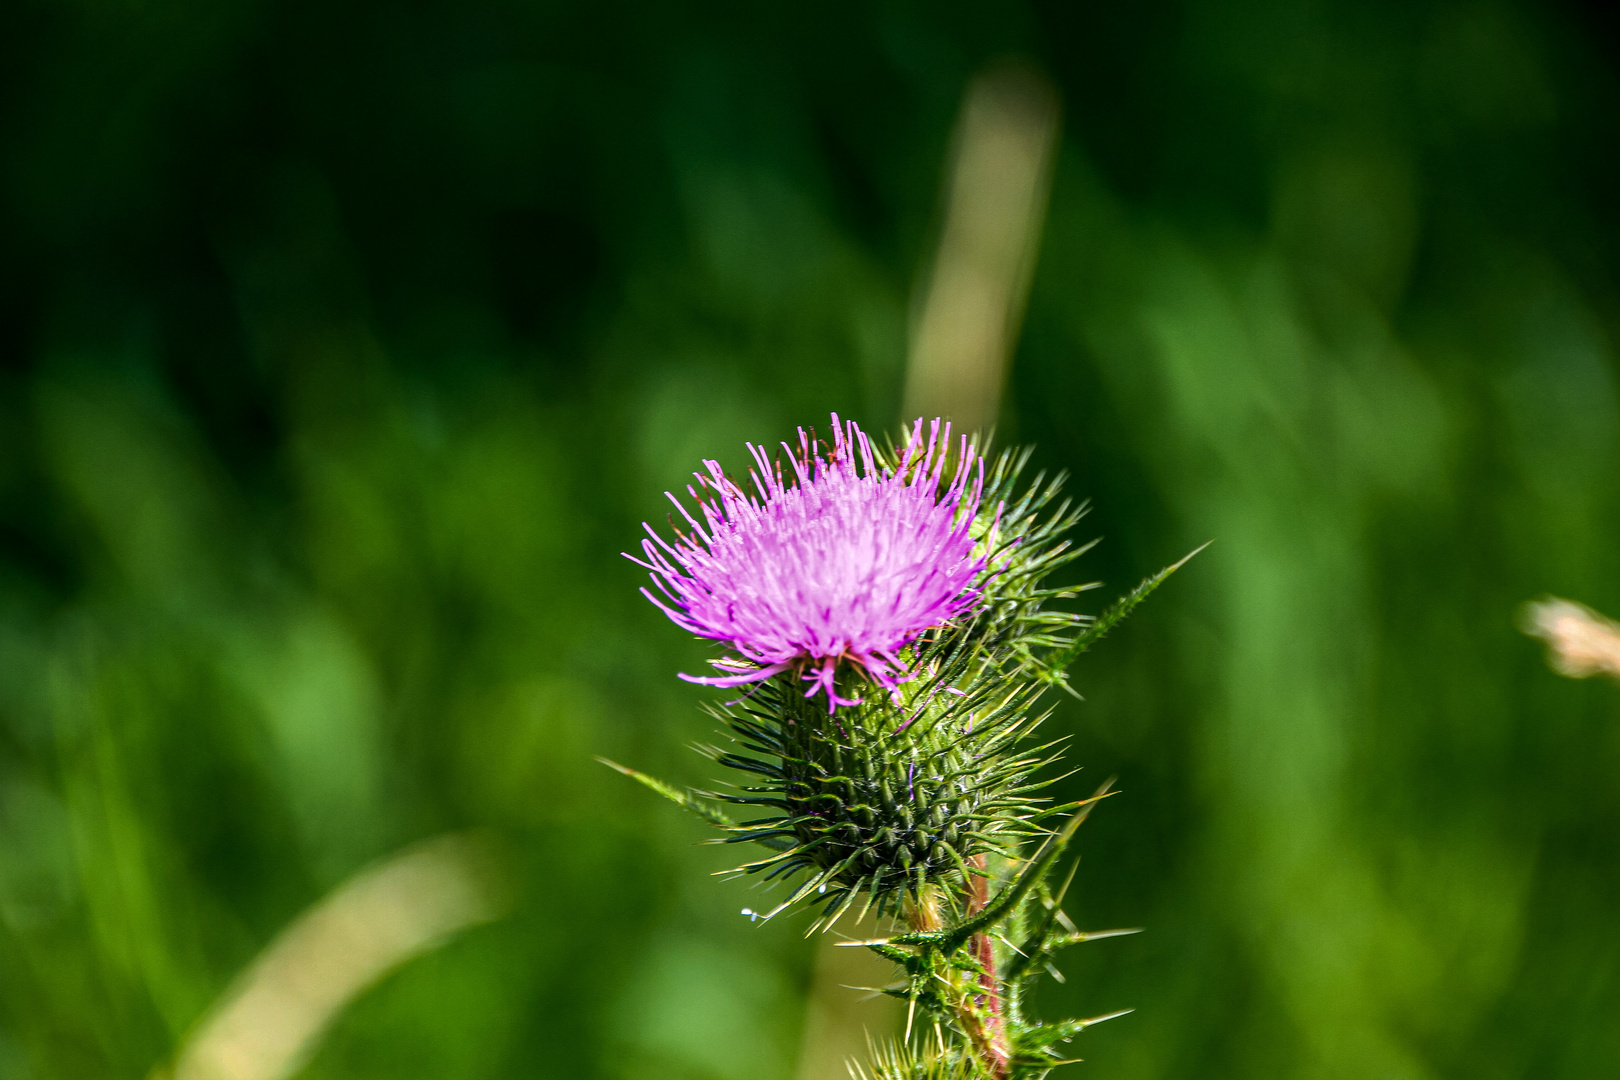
(707, 655, 1060, 925)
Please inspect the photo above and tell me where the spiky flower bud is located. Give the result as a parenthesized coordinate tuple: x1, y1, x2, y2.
(708, 659, 1055, 927)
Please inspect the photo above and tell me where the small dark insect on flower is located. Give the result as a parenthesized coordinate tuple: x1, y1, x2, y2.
(628, 415, 991, 711)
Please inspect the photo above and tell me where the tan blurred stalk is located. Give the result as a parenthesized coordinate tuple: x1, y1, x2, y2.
(1521, 596, 1620, 682)
(164, 832, 507, 1080)
(902, 61, 1060, 434)
(792, 914, 904, 1080)
(794, 62, 1062, 1080)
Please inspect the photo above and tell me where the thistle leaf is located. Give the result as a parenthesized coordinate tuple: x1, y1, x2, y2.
(597, 757, 786, 842)
(1042, 541, 1210, 681)
(896, 779, 1113, 954)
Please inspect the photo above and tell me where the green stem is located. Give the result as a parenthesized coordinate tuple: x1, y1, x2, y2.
(905, 862, 1010, 1078)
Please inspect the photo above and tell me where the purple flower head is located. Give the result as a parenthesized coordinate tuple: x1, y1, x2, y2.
(629, 415, 989, 712)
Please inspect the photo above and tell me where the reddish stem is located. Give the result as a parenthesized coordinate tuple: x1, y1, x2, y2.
(966, 855, 1011, 1078)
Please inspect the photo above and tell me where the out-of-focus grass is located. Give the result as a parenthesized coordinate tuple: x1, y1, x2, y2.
(1, 2, 1619, 1079)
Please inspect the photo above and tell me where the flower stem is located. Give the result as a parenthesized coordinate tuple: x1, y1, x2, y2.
(966, 855, 1012, 1078)
(906, 860, 1011, 1078)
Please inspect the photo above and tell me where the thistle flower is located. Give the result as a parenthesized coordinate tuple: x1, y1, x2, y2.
(611, 417, 1198, 1080)
(629, 415, 987, 711)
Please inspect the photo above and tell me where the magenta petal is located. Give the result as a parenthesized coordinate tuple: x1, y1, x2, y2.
(631, 415, 987, 711)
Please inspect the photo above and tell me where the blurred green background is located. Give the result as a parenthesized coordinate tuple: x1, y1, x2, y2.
(4, 1, 1620, 1078)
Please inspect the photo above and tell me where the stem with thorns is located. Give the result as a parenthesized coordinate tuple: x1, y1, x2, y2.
(966, 855, 1012, 1078)
(906, 857, 1012, 1078)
